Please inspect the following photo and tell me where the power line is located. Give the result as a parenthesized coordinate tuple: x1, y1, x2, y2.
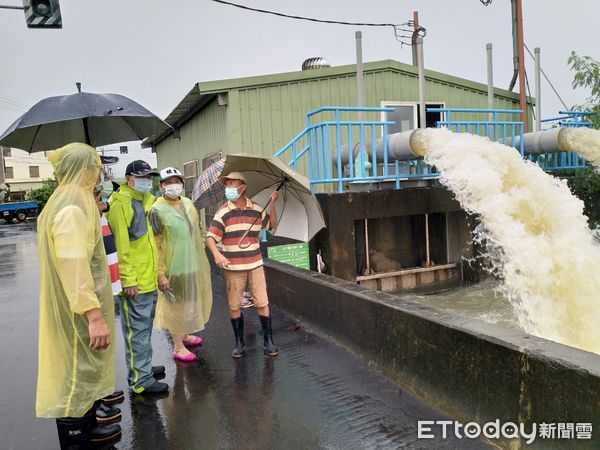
(0, 103, 25, 113)
(210, 0, 425, 45)
(0, 96, 27, 108)
(211, 0, 398, 27)
(0, 81, 38, 103)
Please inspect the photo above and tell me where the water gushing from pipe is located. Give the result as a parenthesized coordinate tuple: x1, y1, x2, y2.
(421, 128, 600, 354)
(560, 127, 600, 168)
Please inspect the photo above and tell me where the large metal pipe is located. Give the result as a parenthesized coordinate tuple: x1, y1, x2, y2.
(335, 129, 430, 164)
(337, 127, 588, 165)
(512, 127, 576, 155)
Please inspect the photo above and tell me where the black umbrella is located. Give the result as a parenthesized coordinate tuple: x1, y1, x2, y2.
(0, 87, 170, 152)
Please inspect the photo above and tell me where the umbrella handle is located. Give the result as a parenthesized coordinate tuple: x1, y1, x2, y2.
(275, 178, 287, 192)
(236, 179, 287, 249)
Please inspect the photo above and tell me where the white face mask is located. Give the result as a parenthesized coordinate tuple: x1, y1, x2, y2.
(133, 178, 153, 194)
(163, 183, 183, 198)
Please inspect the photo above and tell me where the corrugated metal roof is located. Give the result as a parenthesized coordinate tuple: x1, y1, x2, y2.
(194, 59, 521, 101)
(144, 59, 525, 147)
(142, 84, 216, 148)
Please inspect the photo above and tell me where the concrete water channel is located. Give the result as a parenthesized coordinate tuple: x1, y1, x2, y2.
(0, 222, 489, 449)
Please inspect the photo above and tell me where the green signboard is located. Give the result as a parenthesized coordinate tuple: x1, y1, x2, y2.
(267, 243, 310, 270)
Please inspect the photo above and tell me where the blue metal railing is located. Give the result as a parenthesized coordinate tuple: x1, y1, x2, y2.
(430, 108, 525, 156)
(275, 106, 443, 192)
(274, 106, 595, 192)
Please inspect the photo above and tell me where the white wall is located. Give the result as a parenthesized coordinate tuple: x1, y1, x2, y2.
(4, 148, 54, 189)
(98, 141, 157, 181)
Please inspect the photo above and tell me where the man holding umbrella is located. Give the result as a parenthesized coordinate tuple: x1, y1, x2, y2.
(107, 160, 168, 394)
(206, 172, 280, 358)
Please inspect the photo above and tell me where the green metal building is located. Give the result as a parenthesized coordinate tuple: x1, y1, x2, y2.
(146, 59, 525, 189)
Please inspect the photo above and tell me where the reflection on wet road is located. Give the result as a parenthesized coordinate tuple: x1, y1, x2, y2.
(1, 223, 488, 449)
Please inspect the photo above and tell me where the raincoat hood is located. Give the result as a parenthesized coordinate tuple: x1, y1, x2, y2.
(48, 142, 101, 191)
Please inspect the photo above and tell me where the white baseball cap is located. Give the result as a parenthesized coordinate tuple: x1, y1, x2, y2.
(159, 167, 184, 182)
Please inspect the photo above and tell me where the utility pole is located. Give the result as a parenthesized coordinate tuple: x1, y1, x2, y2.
(411, 11, 420, 66)
(514, 0, 528, 131)
(534, 47, 541, 132)
(486, 43, 496, 140)
(416, 37, 426, 129)
(355, 31, 365, 122)
(0, 147, 5, 184)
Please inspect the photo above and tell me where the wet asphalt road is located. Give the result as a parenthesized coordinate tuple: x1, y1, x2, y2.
(0, 222, 490, 449)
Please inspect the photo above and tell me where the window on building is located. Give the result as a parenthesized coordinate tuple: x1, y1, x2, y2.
(383, 104, 417, 133)
(381, 102, 445, 132)
(201, 152, 222, 171)
(10, 191, 25, 201)
(29, 165, 40, 178)
(1, 147, 11, 157)
(5, 166, 14, 179)
(182, 160, 198, 198)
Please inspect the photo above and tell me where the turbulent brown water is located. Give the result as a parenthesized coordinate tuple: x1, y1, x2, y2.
(561, 127, 600, 168)
(420, 128, 600, 355)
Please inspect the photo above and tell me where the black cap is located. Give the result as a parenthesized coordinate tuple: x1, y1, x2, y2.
(125, 160, 159, 177)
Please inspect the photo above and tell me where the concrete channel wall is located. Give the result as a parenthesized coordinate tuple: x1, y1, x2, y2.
(314, 188, 477, 285)
(265, 261, 600, 449)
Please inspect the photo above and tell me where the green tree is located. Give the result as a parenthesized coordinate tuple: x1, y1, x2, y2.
(567, 51, 600, 128)
(568, 169, 600, 228)
(566, 52, 600, 227)
(27, 178, 57, 211)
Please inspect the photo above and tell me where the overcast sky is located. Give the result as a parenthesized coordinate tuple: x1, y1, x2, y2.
(1, 0, 598, 176)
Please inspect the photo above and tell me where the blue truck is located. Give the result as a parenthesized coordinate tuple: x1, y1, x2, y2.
(0, 201, 39, 223)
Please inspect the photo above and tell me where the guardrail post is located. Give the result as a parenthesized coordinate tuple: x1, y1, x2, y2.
(335, 109, 343, 192)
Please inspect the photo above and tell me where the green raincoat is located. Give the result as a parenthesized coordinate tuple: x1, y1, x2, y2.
(150, 196, 212, 335)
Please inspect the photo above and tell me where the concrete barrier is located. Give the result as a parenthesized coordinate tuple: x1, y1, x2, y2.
(265, 261, 600, 449)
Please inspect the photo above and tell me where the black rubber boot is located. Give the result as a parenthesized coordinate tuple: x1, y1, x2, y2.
(259, 315, 278, 356)
(230, 314, 246, 358)
(90, 422, 122, 447)
(95, 402, 122, 424)
(152, 365, 166, 379)
(100, 390, 124, 405)
(56, 408, 96, 449)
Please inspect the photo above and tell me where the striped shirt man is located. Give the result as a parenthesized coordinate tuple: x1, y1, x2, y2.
(206, 198, 270, 271)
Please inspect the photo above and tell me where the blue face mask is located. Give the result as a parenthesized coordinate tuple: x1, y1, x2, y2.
(225, 187, 241, 201)
(133, 178, 153, 194)
(100, 180, 114, 202)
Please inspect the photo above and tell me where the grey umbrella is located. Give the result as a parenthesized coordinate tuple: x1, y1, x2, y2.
(0, 91, 170, 152)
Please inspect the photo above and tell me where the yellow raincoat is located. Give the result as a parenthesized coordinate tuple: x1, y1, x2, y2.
(150, 196, 212, 335)
(36, 143, 115, 418)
